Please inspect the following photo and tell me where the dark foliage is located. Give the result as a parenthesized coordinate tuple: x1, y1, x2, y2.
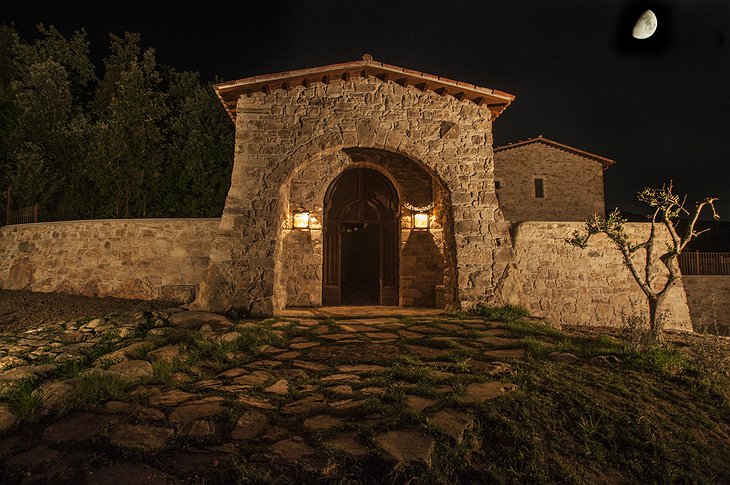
(0, 25, 233, 223)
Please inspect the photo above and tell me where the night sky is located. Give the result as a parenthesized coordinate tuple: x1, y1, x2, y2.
(5, 0, 730, 219)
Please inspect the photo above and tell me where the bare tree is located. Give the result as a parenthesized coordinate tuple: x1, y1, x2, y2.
(567, 183, 718, 343)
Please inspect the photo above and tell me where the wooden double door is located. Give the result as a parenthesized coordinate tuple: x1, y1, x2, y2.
(322, 168, 399, 306)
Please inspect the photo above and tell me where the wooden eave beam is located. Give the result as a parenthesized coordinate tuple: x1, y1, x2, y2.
(214, 58, 516, 121)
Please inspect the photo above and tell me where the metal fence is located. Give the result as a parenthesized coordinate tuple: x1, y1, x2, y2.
(678, 252, 730, 275)
(5, 203, 38, 226)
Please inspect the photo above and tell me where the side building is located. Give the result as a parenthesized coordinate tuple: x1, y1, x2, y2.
(494, 135, 612, 222)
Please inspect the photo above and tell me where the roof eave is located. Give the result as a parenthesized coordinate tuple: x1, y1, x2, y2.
(214, 58, 515, 122)
(494, 136, 615, 169)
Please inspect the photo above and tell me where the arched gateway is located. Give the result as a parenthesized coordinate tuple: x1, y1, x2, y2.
(194, 56, 517, 316)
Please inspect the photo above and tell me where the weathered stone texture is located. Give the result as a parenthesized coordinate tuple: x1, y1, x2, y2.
(682, 275, 730, 335)
(196, 76, 511, 314)
(281, 148, 447, 308)
(0, 219, 219, 302)
(506, 222, 692, 330)
(494, 143, 605, 221)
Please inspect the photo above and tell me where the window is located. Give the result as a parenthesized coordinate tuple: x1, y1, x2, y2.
(494, 180, 501, 190)
(534, 178, 544, 198)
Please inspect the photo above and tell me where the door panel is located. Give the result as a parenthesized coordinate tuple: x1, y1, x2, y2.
(323, 168, 399, 306)
(381, 221, 399, 306)
(322, 224, 340, 305)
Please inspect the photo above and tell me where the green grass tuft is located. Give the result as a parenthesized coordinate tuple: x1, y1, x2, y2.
(463, 304, 530, 322)
(2, 377, 41, 420)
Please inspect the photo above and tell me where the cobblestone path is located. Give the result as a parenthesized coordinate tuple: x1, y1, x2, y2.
(0, 308, 563, 484)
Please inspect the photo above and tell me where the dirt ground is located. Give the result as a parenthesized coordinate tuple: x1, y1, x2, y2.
(0, 289, 174, 331)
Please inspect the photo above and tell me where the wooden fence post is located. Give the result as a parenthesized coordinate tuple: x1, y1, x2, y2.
(33, 203, 38, 223)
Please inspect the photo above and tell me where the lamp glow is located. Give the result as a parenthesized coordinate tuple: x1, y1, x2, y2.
(413, 212, 430, 229)
(293, 210, 310, 229)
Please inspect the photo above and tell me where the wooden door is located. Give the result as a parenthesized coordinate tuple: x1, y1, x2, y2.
(323, 168, 399, 306)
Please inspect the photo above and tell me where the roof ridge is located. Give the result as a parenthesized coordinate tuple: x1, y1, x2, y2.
(494, 135, 615, 168)
(213, 57, 515, 122)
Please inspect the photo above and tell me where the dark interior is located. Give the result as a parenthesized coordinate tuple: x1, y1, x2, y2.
(340, 222, 380, 305)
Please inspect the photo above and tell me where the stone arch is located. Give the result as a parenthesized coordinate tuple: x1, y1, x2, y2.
(274, 145, 458, 311)
(264, 120, 457, 196)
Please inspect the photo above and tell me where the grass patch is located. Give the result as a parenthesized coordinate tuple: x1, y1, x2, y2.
(233, 324, 287, 353)
(150, 358, 190, 385)
(627, 344, 692, 374)
(59, 371, 128, 413)
(390, 364, 436, 386)
(183, 321, 287, 365)
(462, 304, 530, 323)
(232, 458, 288, 485)
(471, 360, 730, 483)
(551, 334, 627, 359)
(2, 377, 41, 420)
(132, 311, 158, 339)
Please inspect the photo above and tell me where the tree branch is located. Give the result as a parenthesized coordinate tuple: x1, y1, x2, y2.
(619, 244, 653, 300)
(680, 197, 719, 252)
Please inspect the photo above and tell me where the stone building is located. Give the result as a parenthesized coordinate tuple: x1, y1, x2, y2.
(194, 56, 517, 315)
(493, 136, 613, 222)
(0, 56, 696, 331)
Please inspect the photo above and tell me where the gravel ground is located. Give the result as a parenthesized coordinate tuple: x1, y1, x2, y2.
(0, 289, 175, 331)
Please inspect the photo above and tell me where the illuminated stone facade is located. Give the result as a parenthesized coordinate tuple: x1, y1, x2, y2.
(493, 136, 611, 222)
(195, 59, 516, 315)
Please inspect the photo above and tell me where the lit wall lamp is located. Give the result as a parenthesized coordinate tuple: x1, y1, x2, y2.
(292, 206, 311, 230)
(405, 202, 433, 231)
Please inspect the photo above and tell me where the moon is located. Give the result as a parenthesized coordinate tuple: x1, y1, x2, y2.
(632, 10, 658, 39)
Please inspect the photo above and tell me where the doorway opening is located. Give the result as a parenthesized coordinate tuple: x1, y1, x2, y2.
(323, 168, 399, 306)
(341, 222, 380, 305)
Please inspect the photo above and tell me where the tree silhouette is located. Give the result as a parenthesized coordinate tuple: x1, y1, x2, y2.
(568, 183, 719, 342)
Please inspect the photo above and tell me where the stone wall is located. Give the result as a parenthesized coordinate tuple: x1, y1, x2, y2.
(0, 217, 701, 332)
(400, 229, 445, 307)
(0, 219, 220, 303)
(682, 275, 730, 335)
(504, 222, 692, 331)
(494, 142, 605, 221)
(197, 75, 513, 315)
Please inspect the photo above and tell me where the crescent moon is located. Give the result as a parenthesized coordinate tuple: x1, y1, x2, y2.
(632, 10, 658, 39)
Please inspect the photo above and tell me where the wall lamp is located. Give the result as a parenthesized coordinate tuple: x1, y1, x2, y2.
(292, 206, 311, 230)
(405, 202, 433, 231)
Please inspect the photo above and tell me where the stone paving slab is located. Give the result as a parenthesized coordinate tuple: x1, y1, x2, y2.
(278, 307, 444, 318)
(483, 348, 527, 359)
(0, 307, 539, 483)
